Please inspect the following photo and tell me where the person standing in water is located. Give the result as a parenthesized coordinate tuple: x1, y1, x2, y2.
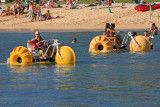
(144, 30, 154, 49)
(150, 23, 158, 36)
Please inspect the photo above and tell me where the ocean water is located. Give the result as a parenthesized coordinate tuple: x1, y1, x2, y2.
(0, 31, 160, 106)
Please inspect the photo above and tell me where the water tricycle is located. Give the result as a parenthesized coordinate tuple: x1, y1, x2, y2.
(7, 39, 76, 65)
(89, 32, 151, 53)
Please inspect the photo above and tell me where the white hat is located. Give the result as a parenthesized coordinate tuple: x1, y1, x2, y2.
(35, 31, 40, 35)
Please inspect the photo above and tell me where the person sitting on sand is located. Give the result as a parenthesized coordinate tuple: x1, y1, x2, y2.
(144, 30, 154, 48)
(150, 23, 158, 36)
(43, 9, 52, 20)
(0, 6, 13, 17)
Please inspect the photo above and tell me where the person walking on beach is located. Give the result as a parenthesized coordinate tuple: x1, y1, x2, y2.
(150, 23, 158, 36)
(36, 2, 42, 21)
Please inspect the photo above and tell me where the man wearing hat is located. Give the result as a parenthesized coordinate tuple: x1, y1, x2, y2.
(28, 31, 41, 51)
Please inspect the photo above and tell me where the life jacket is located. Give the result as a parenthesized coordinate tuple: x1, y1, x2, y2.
(33, 39, 38, 51)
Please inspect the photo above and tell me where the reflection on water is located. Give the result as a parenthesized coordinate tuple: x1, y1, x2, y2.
(54, 64, 76, 90)
(9, 65, 33, 73)
(55, 64, 76, 75)
(8, 63, 77, 91)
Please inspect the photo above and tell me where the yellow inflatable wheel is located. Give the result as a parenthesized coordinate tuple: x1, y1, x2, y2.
(130, 36, 151, 52)
(10, 46, 33, 65)
(89, 35, 113, 52)
(55, 46, 76, 64)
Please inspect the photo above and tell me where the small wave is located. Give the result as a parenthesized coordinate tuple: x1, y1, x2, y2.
(0, 62, 8, 65)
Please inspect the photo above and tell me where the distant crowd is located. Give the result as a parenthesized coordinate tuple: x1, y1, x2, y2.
(0, 0, 64, 21)
(0, 0, 116, 17)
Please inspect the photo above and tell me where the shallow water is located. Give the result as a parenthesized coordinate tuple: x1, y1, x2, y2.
(0, 31, 160, 106)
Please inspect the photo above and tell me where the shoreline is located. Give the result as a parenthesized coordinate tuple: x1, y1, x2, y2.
(0, 28, 151, 32)
(0, 28, 150, 32)
(0, 27, 152, 32)
(0, 24, 153, 32)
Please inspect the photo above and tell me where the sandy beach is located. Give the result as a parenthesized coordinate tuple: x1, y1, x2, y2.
(0, 3, 160, 31)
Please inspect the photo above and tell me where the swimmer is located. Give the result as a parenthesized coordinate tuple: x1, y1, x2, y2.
(72, 38, 77, 43)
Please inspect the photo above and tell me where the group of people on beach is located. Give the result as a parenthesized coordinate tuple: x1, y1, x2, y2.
(0, 6, 13, 16)
(14, 1, 25, 16)
(26, 0, 61, 9)
(104, 22, 158, 49)
(0, 0, 115, 17)
(0, 1, 26, 17)
(0, 0, 61, 21)
(27, 0, 52, 21)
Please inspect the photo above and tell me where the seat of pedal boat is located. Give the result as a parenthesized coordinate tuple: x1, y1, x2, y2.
(31, 52, 42, 57)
